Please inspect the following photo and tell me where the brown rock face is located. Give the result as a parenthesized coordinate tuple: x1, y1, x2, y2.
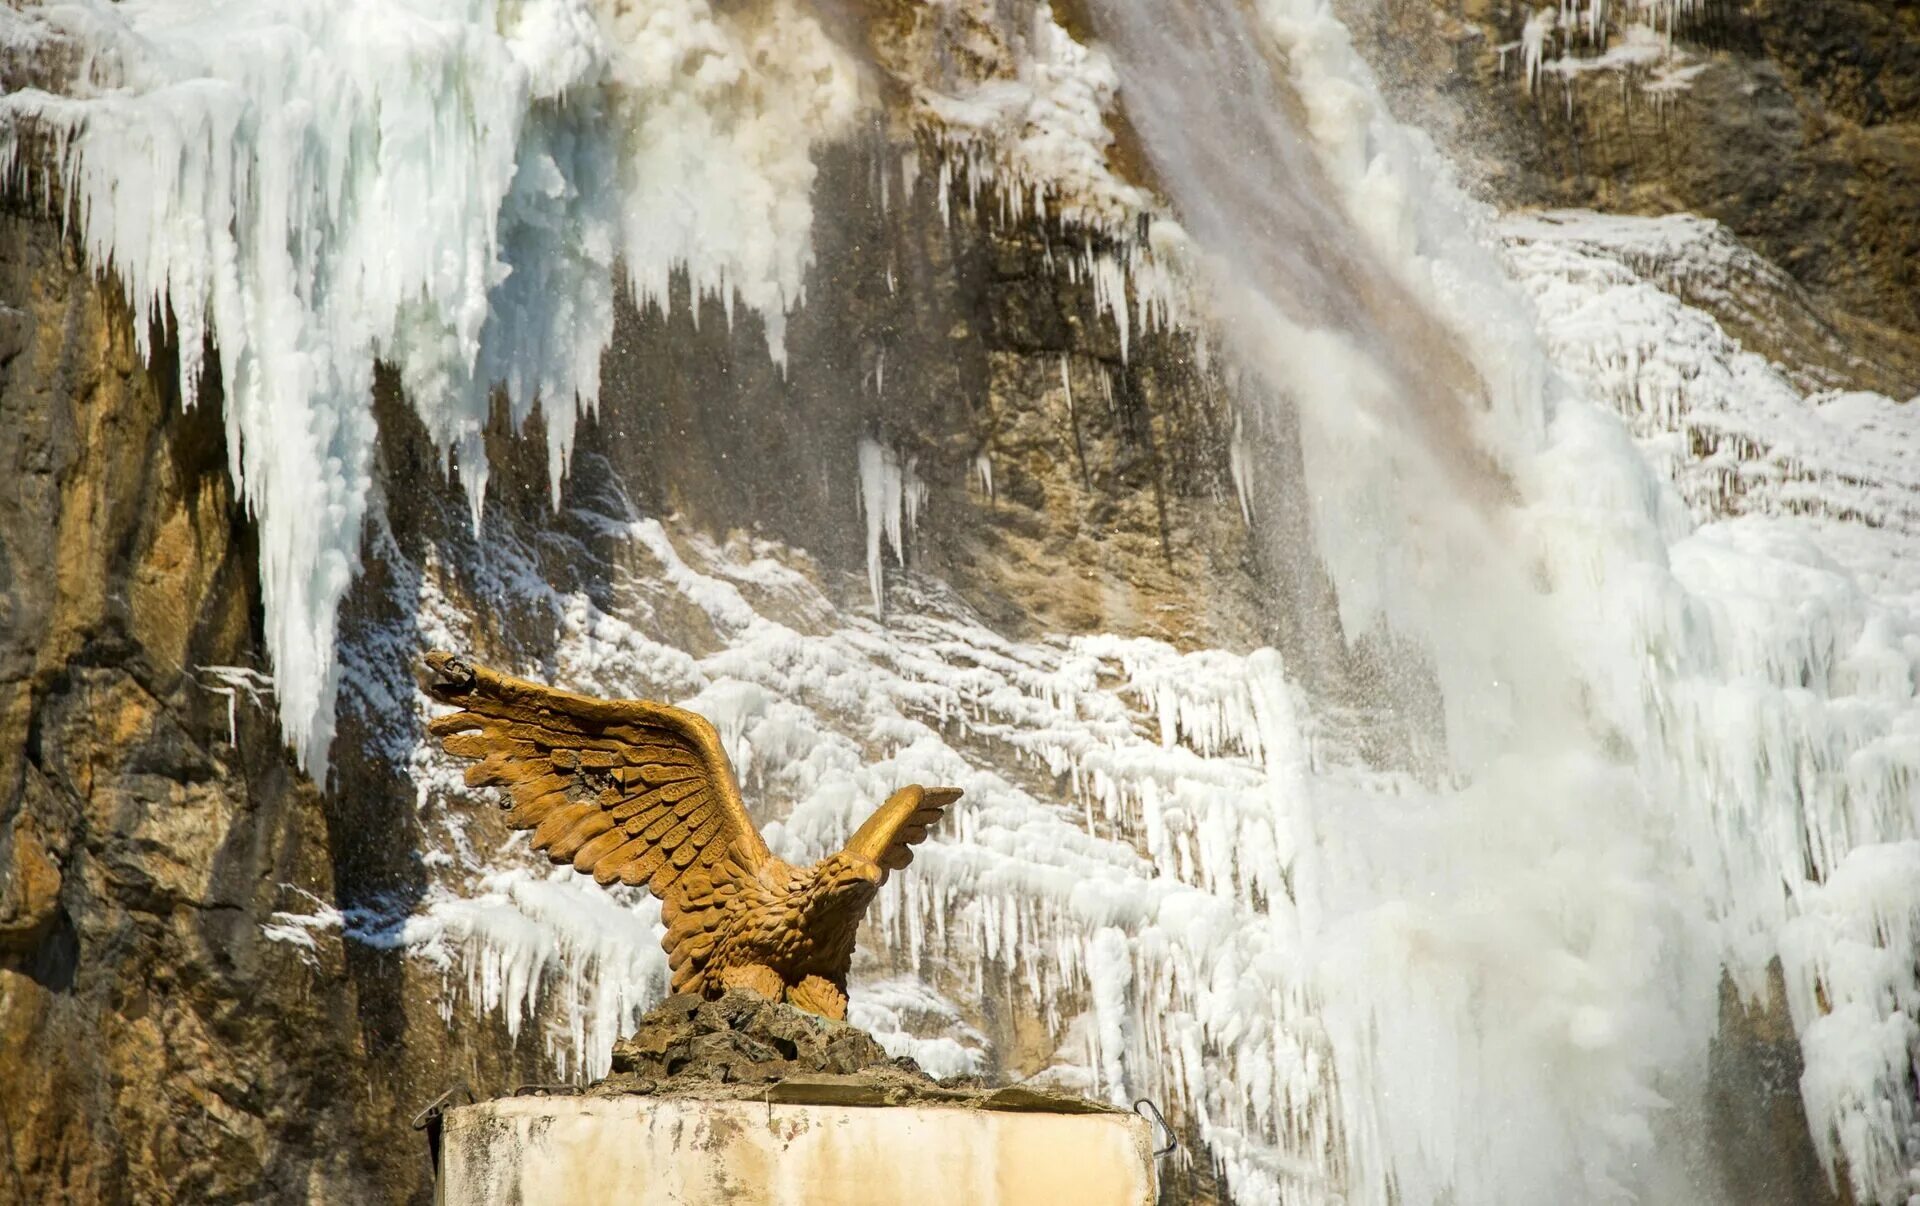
(0, 814, 60, 956)
(1358, 0, 1920, 390)
(587, 138, 1266, 654)
(0, 201, 378, 1203)
(0, 199, 585, 1206)
(1708, 965, 1853, 1206)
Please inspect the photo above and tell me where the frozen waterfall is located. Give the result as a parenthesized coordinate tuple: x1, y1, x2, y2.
(6, 0, 1919, 1203)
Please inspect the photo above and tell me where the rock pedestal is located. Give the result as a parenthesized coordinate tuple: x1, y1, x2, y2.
(431, 992, 1159, 1205)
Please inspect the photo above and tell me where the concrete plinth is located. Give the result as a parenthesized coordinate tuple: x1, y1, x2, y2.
(437, 1095, 1158, 1205)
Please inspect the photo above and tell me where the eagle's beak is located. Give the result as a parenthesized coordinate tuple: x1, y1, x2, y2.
(417, 651, 476, 699)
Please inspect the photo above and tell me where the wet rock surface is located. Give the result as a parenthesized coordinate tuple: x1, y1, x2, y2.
(0, 201, 393, 1204)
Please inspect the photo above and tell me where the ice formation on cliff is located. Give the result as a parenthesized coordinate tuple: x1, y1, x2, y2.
(875, 0, 1195, 361)
(1498, 0, 1709, 98)
(1507, 210, 1920, 1202)
(390, 509, 1340, 1174)
(0, 0, 861, 770)
(9, 0, 1920, 1202)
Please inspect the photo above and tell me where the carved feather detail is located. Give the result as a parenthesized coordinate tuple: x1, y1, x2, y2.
(417, 651, 963, 1020)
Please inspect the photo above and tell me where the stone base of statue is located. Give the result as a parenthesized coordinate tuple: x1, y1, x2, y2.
(432, 992, 1159, 1206)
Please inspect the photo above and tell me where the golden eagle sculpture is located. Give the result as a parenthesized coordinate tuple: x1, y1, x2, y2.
(419, 651, 961, 1021)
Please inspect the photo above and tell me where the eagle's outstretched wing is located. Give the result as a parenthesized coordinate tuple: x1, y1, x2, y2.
(844, 785, 964, 883)
(418, 652, 771, 897)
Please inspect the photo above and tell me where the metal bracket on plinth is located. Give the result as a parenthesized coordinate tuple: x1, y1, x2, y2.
(1133, 1098, 1179, 1158)
(412, 1082, 476, 1181)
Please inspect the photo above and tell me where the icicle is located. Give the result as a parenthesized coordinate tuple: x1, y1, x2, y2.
(973, 450, 995, 500)
(1522, 8, 1557, 93)
(856, 437, 927, 613)
(1228, 410, 1254, 525)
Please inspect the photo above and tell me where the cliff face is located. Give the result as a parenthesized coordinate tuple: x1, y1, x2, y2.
(0, 122, 1258, 1199)
(0, 203, 385, 1201)
(3, 1, 1918, 1202)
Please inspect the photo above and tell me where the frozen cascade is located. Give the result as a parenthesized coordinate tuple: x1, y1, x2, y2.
(848, 978, 992, 1080)
(1075, 0, 1920, 1201)
(1507, 210, 1920, 1201)
(0, 0, 861, 770)
(390, 510, 1335, 1161)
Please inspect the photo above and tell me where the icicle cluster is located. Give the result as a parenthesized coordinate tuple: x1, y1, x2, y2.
(879, 0, 1196, 365)
(390, 512, 1346, 1192)
(0, 0, 861, 770)
(1498, 0, 1708, 100)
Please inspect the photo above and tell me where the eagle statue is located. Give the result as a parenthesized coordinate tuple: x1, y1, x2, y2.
(418, 651, 962, 1020)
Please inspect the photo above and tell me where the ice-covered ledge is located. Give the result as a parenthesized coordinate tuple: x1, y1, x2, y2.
(435, 1094, 1158, 1206)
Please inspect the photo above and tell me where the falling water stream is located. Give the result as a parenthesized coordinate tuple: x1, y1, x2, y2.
(1081, 1, 1716, 1200)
